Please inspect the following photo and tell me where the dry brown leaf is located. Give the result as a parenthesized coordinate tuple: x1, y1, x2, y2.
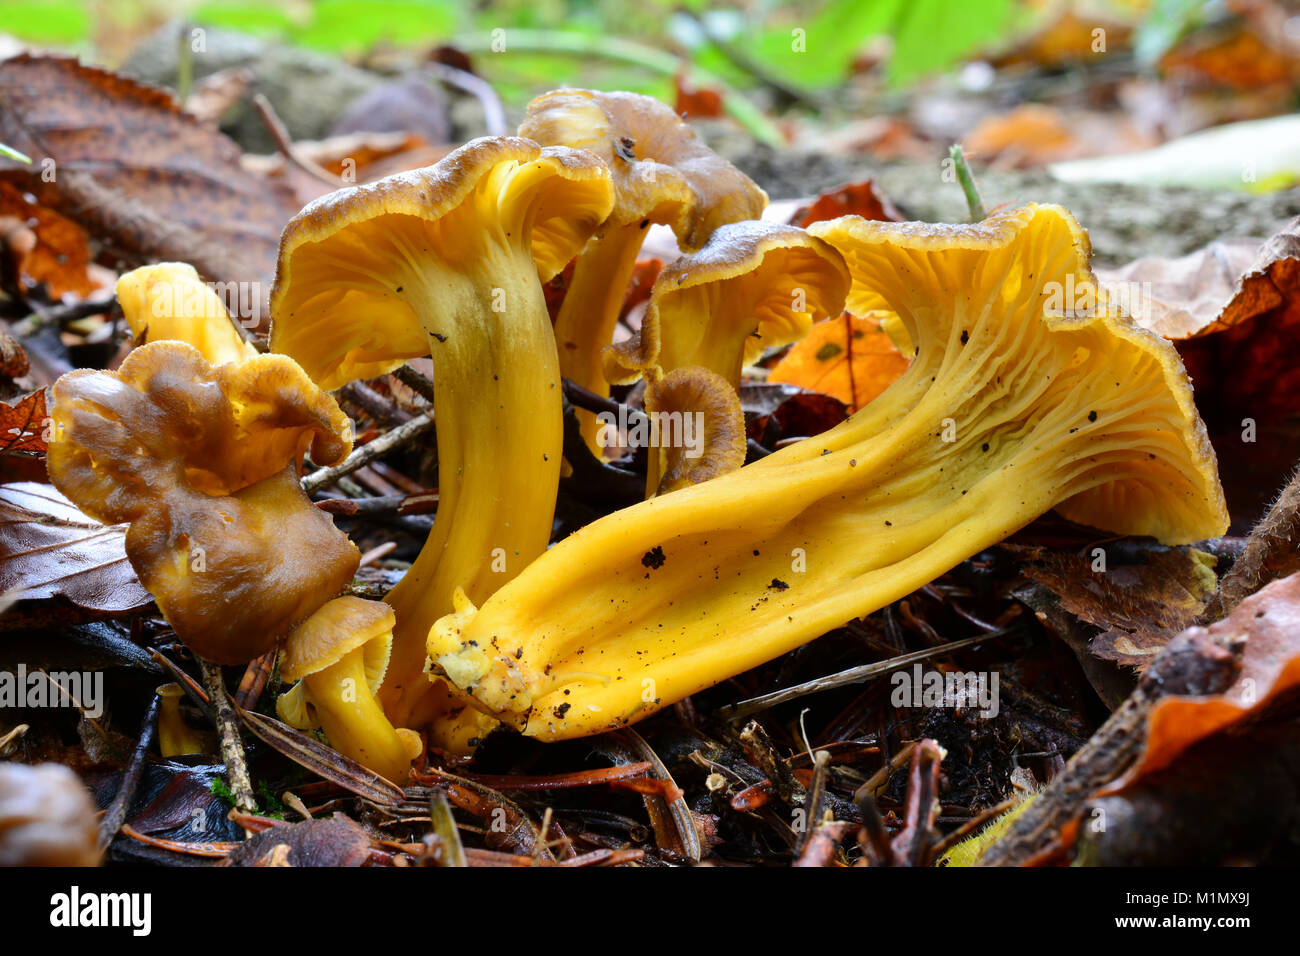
(1018, 546, 1219, 669)
(964, 105, 1156, 169)
(1101, 570, 1300, 791)
(1096, 238, 1263, 339)
(768, 312, 910, 412)
(788, 180, 904, 228)
(0, 182, 96, 298)
(0, 54, 299, 292)
(1177, 216, 1300, 424)
(673, 73, 726, 119)
(0, 481, 151, 612)
(0, 388, 46, 455)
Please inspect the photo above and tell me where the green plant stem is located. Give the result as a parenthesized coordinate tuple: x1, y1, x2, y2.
(949, 144, 986, 222)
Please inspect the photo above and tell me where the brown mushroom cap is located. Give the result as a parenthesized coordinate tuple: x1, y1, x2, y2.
(48, 341, 359, 663)
(604, 220, 850, 386)
(643, 365, 747, 496)
(519, 89, 767, 247)
(269, 136, 614, 390)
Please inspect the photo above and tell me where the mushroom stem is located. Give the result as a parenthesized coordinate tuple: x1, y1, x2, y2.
(553, 222, 647, 453)
(303, 645, 417, 784)
(156, 683, 207, 757)
(426, 206, 1228, 741)
(379, 261, 563, 730)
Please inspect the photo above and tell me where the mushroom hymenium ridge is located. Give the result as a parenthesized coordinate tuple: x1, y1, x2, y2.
(269, 137, 614, 743)
(426, 204, 1229, 741)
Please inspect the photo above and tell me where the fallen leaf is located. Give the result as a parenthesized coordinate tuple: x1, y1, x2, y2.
(0, 388, 47, 455)
(0, 481, 151, 612)
(788, 180, 904, 227)
(673, 73, 726, 119)
(965, 105, 1156, 169)
(1096, 237, 1263, 339)
(1176, 216, 1300, 424)
(992, 9, 1132, 67)
(1160, 19, 1300, 91)
(1016, 545, 1219, 669)
(218, 816, 373, 867)
(0, 330, 25, 379)
(0, 54, 299, 293)
(0, 182, 96, 298)
(1101, 571, 1300, 791)
(740, 382, 849, 444)
(767, 312, 910, 412)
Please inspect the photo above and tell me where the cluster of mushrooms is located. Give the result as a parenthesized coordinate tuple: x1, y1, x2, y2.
(45, 89, 1228, 784)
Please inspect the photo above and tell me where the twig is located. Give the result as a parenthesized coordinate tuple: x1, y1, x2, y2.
(718, 627, 1018, 721)
(457, 30, 785, 146)
(201, 659, 257, 813)
(948, 144, 986, 222)
(978, 628, 1241, 866)
(425, 790, 468, 867)
(302, 411, 435, 494)
(98, 692, 160, 851)
(391, 364, 437, 405)
(424, 64, 507, 136)
(9, 294, 116, 338)
(339, 381, 413, 427)
(252, 93, 345, 189)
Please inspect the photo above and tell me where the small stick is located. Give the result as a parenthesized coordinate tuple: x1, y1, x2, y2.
(719, 628, 1017, 721)
(252, 93, 344, 189)
(392, 364, 437, 405)
(425, 64, 507, 136)
(98, 693, 161, 851)
(302, 411, 435, 494)
(201, 659, 257, 813)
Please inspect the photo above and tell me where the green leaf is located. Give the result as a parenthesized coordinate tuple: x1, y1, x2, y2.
(0, 0, 88, 44)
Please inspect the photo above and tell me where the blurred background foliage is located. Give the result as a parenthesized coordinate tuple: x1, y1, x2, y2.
(0, 0, 1252, 96)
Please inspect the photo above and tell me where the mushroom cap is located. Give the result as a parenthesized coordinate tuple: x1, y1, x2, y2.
(269, 136, 614, 391)
(604, 220, 850, 385)
(47, 341, 360, 663)
(280, 596, 397, 684)
(115, 262, 258, 367)
(519, 89, 767, 249)
(644, 366, 746, 495)
(0, 762, 100, 867)
(809, 204, 1228, 545)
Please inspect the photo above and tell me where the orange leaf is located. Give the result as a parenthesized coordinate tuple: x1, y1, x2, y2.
(0, 387, 48, 455)
(767, 312, 910, 412)
(673, 73, 725, 119)
(790, 180, 903, 228)
(0, 182, 95, 298)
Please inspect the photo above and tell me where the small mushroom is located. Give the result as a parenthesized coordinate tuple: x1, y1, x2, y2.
(115, 262, 257, 366)
(276, 597, 421, 784)
(640, 365, 746, 497)
(604, 220, 850, 388)
(520, 89, 767, 450)
(156, 683, 211, 757)
(269, 136, 614, 734)
(426, 204, 1228, 741)
(47, 341, 359, 664)
(0, 762, 100, 866)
